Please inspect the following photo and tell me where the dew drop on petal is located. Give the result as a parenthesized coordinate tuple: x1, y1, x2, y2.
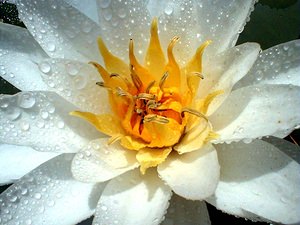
(39, 62, 51, 74)
(99, 0, 111, 8)
(47, 42, 56, 52)
(18, 93, 36, 109)
(164, 5, 173, 15)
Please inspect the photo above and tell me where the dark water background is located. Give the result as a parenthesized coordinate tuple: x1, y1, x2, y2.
(0, 1, 299, 224)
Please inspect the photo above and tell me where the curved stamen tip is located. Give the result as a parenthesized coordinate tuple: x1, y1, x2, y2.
(192, 72, 204, 79)
(159, 71, 169, 89)
(181, 107, 208, 122)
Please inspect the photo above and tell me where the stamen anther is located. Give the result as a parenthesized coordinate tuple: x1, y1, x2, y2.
(192, 72, 204, 79)
(130, 65, 143, 90)
(181, 107, 208, 122)
(159, 71, 169, 89)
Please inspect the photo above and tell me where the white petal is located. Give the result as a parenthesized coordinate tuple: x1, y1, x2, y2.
(94, 169, 172, 225)
(201, 43, 260, 115)
(39, 58, 111, 114)
(96, 0, 151, 61)
(0, 23, 48, 91)
(72, 138, 138, 183)
(210, 84, 300, 143)
(64, 0, 99, 23)
(234, 40, 300, 89)
(158, 143, 220, 200)
(0, 154, 106, 225)
(16, 0, 102, 62)
(263, 136, 300, 163)
(207, 140, 300, 224)
(162, 195, 211, 225)
(147, 0, 256, 61)
(0, 92, 100, 153)
(0, 144, 58, 185)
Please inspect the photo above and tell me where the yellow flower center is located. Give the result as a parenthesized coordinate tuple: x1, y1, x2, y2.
(71, 18, 221, 173)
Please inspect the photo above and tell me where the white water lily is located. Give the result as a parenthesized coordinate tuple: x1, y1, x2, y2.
(0, 0, 300, 225)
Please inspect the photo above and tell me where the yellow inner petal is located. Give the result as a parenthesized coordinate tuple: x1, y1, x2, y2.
(72, 18, 220, 173)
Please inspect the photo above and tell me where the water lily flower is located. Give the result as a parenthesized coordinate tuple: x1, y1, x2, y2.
(0, 0, 300, 224)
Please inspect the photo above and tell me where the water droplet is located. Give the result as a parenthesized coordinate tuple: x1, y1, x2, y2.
(39, 62, 51, 74)
(9, 195, 18, 202)
(73, 75, 87, 90)
(34, 193, 42, 199)
(21, 188, 28, 195)
(47, 200, 55, 207)
(47, 42, 56, 52)
(283, 45, 289, 51)
(101, 205, 108, 211)
(66, 63, 79, 76)
(164, 5, 173, 15)
(82, 21, 92, 33)
(103, 8, 113, 21)
(256, 70, 263, 81)
(7, 107, 21, 121)
(25, 219, 32, 225)
(20, 121, 30, 131)
(117, 8, 126, 18)
(56, 121, 64, 129)
(40, 111, 49, 119)
(18, 93, 36, 109)
(99, 0, 111, 8)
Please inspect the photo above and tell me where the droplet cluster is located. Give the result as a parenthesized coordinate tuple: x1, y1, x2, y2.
(236, 40, 300, 88)
(38, 59, 110, 114)
(0, 154, 103, 225)
(16, 0, 102, 62)
(0, 92, 97, 153)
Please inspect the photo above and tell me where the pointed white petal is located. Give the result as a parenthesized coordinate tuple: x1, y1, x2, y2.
(0, 144, 58, 185)
(39, 58, 110, 114)
(210, 84, 300, 143)
(64, 0, 99, 23)
(72, 138, 138, 183)
(162, 195, 211, 225)
(207, 140, 300, 224)
(16, 0, 102, 62)
(0, 92, 100, 153)
(94, 169, 172, 225)
(0, 23, 48, 91)
(201, 43, 260, 115)
(158, 143, 219, 200)
(147, 0, 256, 61)
(96, 0, 151, 61)
(235, 40, 300, 89)
(0, 154, 106, 225)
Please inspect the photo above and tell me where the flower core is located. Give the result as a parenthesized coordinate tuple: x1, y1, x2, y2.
(71, 19, 219, 173)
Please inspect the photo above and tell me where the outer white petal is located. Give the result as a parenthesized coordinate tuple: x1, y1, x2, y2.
(0, 144, 59, 185)
(234, 40, 300, 89)
(72, 138, 139, 183)
(210, 84, 300, 143)
(263, 136, 300, 163)
(0, 154, 106, 225)
(147, 0, 256, 61)
(161, 195, 211, 225)
(96, 0, 151, 61)
(0, 92, 100, 153)
(158, 143, 220, 200)
(0, 23, 48, 91)
(201, 43, 260, 115)
(207, 140, 300, 224)
(16, 0, 102, 62)
(64, 0, 99, 23)
(39, 58, 111, 114)
(94, 169, 172, 225)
